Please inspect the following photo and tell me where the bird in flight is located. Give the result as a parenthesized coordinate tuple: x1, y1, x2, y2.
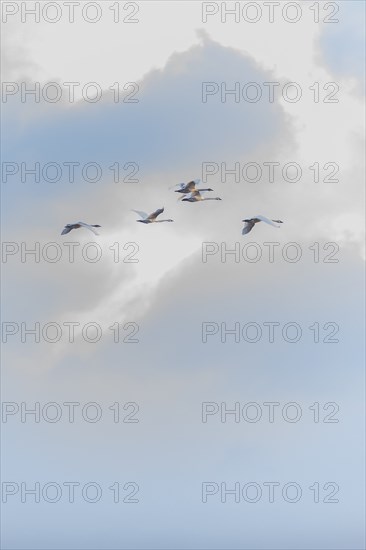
(182, 190, 222, 202)
(242, 215, 283, 235)
(132, 207, 174, 223)
(61, 222, 101, 235)
(172, 179, 214, 195)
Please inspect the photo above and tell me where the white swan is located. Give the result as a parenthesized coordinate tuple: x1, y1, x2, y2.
(242, 215, 283, 235)
(61, 222, 101, 235)
(182, 190, 222, 202)
(172, 179, 214, 195)
(132, 207, 174, 223)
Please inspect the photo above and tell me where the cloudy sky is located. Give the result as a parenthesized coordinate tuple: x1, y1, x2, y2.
(1, 1, 365, 549)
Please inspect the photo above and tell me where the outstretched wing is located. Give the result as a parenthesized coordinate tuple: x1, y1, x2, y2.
(131, 209, 149, 220)
(61, 225, 73, 235)
(255, 215, 281, 228)
(148, 207, 164, 220)
(186, 179, 200, 191)
(171, 182, 187, 191)
(182, 192, 195, 201)
(242, 221, 255, 235)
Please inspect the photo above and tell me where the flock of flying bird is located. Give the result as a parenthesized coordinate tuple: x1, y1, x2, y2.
(61, 179, 284, 236)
